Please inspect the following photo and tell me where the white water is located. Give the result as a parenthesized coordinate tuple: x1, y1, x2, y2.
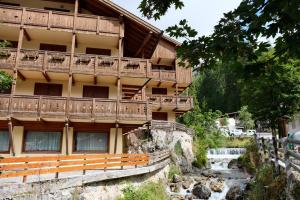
(208, 148, 248, 200)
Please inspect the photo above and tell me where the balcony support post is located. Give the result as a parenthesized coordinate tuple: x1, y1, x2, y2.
(8, 119, 15, 156)
(118, 15, 124, 77)
(65, 121, 70, 155)
(116, 78, 121, 120)
(114, 123, 119, 154)
(73, 0, 79, 32)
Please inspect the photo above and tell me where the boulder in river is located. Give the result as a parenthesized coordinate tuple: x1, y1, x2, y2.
(209, 179, 224, 192)
(225, 185, 243, 200)
(192, 183, 211, 199)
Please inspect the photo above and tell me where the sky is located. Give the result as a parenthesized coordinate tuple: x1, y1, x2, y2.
(112, 0, 242, 37)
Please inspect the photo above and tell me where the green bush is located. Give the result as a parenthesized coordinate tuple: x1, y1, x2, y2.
(168, 164, 182, 180)
(117, 181, 168, 200)
(192, 139, 207, 168)
(245, 164, 287, 200)
(174, 141, 183, 156)
(238, 139, 260, 174)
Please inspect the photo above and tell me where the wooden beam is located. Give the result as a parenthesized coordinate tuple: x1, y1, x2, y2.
(17, 70, 26, 81)
(42, 72, 51, 82)
(114, 123, 119, 154)
(23, 29, 31, 41)
(8, 119, 15, 156)
(93, 75, 97, 85)
(157, 57, 162, 64)
(157, 81, 162, 87)
(134, 31, 152, 57)
(65, 122, 69, 155)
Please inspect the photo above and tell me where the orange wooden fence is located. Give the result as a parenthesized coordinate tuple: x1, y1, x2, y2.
(0, 154, 149, 182)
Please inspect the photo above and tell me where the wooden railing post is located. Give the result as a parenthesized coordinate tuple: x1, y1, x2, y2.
(284, 138, 292, 195)
(55, 158, 60, 179)
(22, 161, 28, 183)
(20, 7, 26, 28)
(47, 11, 52, 30)
(272, 136, 280, 173)
(37, 96, 42, 119)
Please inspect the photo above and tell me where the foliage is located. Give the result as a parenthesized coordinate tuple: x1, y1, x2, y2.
(0, 71, 12, 91)
(138, 0, 184, 20)
(240, 57, 300, 130)
(222, 137, 251, 148)
(192, 139, 207, 168)
(174, 141, 183, 156)
(291, 181, 300, 200)
(168, 164, 182, 180)
(238, 106, 254, 130)
(140, 0, 299, 68)
(118, 181, 168, 200)
(245, 164, 287, 200)
(238, 139, 260, 174)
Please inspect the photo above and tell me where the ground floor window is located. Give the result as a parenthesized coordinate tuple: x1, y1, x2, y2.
(152, 112, 168, 121)
(74, 132, 109, 153)
(23, 131, 62, 152)
(0, 130, 9, 152)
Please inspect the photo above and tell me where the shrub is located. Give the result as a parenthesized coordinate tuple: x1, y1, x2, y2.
(192, 139, 207, 168)
(174, 141, 183, 156)
(168, 164, 182, 180)
(117, 181, 168, 200)
(238, 139, 260, 174)
(245, 164, 287, 200)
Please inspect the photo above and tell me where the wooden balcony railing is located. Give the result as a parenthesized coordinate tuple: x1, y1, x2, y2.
(148, 95, 193, 111)
(0, 5, 120, 35)
(0, 48, 151, 78)
(150, 70, 176, 82)
(0, 95, 151, 122)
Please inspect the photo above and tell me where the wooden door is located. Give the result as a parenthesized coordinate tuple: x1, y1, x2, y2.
(34, 83, 63, 96)
(152, 112, 168, 121)
(83, 86, 109, 98)
(152, 88, 167, 95)
(40, 43, 67, 52)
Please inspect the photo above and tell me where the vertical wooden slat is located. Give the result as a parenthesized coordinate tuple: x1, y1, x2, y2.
(47, 11, 52, 30)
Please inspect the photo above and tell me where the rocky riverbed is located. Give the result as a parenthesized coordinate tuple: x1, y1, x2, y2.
(167, 149, 251, 200)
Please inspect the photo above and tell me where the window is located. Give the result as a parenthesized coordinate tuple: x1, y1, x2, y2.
(40, 43, 67, 52)
(74, 132, 109, 152)
(152, 88, 167, 95)
(86, 48, 111, 56)
(24, 131, 62, 152)
(152, 112, 168, 121)
(83, 86, 109, 98)
(0, 130, 9, 152)
(34, 83, 63, 96)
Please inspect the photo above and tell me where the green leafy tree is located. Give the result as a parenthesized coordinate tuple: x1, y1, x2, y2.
(240, 56, 300, 134)
(238, 106, 254, 130)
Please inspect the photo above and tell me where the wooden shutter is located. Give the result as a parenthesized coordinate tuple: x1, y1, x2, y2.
(152, 112, 168, 121)
(83, 86, 109, 98)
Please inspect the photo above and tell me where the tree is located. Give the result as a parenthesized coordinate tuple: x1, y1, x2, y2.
(238, 106, 254, 130)
(139, 0, 300, 69)
(240, 56, 300, 134)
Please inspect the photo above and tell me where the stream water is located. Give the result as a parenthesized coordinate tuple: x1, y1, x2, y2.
(168, 148, 250, 200)
(208, 148, 249, 200)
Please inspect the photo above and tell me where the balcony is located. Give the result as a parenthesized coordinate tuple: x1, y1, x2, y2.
(150, 70, 176, 82)
(148, 95, 193, 111)
(0, 95, 151, 123)
(0, 5, 120, 36)
(0, 48, 151, 80)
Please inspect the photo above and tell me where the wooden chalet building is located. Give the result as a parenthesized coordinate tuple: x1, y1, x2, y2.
(0, 0, 193, 158)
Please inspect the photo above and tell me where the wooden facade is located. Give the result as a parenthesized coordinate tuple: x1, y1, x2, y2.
(0, 0, 193, 158)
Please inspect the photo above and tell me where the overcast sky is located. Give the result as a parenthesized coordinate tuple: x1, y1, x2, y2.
(112, 0, 242, 36)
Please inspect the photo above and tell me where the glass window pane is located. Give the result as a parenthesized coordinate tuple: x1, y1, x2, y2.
(25, 131, 61, 151)
(0, 130, 9, 152)
(75, 132, 108, 152)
